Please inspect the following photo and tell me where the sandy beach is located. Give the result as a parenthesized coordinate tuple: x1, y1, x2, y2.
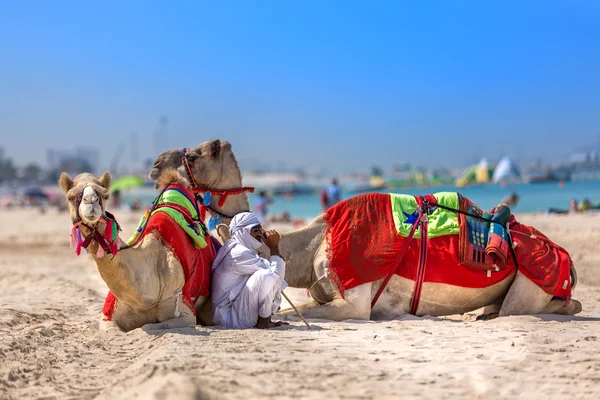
(1, 208, 600, 399)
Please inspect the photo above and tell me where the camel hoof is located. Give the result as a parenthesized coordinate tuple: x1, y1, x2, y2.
(564, 299, 583, 315)
(276, 311, 299, 322)
(141, 322, 168, 332)
(476, 312, 499, 321)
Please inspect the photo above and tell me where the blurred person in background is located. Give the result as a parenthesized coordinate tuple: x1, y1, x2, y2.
(320, 178, 341, 211)
(253, 190, 272, 225)
(501, 192, 520, 209)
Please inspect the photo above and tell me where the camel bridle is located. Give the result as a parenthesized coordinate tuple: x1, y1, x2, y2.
(70, 188, 120, 256)
(181, 148, 255, 220)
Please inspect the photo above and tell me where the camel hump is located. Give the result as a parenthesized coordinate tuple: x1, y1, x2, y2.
(156, 168, 189, 190)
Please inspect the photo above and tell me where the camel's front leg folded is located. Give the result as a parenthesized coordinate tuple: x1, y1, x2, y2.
(279, 284, 373, 321)
(141, 314, 196, 331)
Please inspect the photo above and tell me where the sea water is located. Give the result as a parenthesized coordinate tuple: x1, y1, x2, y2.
(123, 180, 600, 221)
(259, 180, 600, 220)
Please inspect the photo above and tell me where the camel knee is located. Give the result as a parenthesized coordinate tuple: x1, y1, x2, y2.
(296, 299, 370, 321)
(141, 314, 195, 331)
(541, 298, 582, 315)
(99, 318, 124, 333)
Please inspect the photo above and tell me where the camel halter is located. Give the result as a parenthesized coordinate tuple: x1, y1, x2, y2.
(70, 190, 121, 258)
(181, 148, 255, 223)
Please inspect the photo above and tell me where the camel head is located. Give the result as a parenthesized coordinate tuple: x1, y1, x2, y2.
(149, 139, 242, 189)
(59, 172, 111, 225)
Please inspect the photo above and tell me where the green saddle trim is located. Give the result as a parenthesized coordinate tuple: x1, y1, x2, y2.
(390, 192, 460, 239)
(127, 187, 207, 248)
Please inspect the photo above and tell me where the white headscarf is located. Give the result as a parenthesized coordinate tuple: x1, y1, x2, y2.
(212, 212, 263, 272)
(229, 212, 263, 252)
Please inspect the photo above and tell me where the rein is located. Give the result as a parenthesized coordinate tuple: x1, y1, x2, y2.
(181, 148, 255, 221)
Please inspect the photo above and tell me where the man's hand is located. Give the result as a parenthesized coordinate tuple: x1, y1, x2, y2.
(263, 230, 280, 248)
(263, 230, 281, 256)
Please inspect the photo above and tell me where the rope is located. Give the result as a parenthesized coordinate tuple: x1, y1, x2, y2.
(174, 290, 183, 317)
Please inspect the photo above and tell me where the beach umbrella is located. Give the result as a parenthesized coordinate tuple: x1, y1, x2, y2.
(110, 175, 146, 192)
(23, 187, 49, 198)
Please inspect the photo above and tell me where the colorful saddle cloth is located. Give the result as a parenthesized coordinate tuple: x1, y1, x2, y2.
(324, 192, 572, 300)
(457, 196, 512, 270)
(103, 184, 216, 321)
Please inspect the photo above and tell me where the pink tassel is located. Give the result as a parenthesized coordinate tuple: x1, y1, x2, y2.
(114, 236, 121, 255)
(76, 241, 82, 256)
(70, 226, 78, 248)
(97, 246, 105, 258)
(105, 220, 113, 242)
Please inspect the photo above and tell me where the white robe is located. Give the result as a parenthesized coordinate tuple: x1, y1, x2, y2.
(211, 240, 287, 329)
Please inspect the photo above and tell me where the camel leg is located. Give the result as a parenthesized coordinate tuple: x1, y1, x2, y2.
(280, 239, 372, 321)
(99, 318, 123, 332)
(499, 272, 553, 316)
(538, 298, 582, 315)
(141, 314, 196, 331)
(476, 303, 502, 321)
(195, 296, 213, 326)
(280, 283, 372, 321)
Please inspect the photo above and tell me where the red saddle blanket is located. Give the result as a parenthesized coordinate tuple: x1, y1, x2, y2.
(103, 212, 216, 321)
(325, 193, 572, 300)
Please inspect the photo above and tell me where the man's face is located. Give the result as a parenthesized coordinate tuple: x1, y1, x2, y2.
(249, 225, 264, 242)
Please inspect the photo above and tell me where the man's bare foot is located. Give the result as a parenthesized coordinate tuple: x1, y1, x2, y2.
(256, 316, 290, 329)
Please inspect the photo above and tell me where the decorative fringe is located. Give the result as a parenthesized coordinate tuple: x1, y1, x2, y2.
(174, 290, 183, 317)
(112, 221, 117, 241)
(105, 220, 113, 243)
(70, 226, 78, 248)
(203, 191, 212, 205)
(96, 245, 105, 258)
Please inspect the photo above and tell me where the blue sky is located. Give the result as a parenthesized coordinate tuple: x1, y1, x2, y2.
(1, 1, 599, 174)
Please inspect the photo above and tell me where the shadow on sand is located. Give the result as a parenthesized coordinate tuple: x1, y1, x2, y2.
(532, 314, 600, 322)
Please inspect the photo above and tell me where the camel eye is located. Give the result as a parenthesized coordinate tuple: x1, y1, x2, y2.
(187, 152, 200, 162)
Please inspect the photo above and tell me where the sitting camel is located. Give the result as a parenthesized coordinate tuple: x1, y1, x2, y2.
(150, 140, 582, 321)
(59, 170, 214, 331)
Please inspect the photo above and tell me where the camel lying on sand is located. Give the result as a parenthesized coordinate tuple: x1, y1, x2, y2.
(60, 170, 214, 331)
(150, 140, 582, 321)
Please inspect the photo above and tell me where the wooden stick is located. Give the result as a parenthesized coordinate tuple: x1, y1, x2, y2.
(281, 291, 311, 329)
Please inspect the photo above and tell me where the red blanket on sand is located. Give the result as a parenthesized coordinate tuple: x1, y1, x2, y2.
(325, 193, 573, 301)
(102, 212, 217, 321)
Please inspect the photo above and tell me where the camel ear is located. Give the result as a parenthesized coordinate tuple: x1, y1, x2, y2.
(98, 171, 112, 190)
(59, 173, 74, 194)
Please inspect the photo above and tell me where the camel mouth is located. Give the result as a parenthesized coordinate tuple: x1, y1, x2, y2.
(82, 213, 101, 224)
(149, 168, 161, 181)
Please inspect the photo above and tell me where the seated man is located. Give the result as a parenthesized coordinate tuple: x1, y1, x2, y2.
(211, 212, 288, 329)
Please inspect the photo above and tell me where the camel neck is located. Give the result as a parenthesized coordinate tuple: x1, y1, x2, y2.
(208, 191, 251, 220)
(278, 219, 327, 288)
(78, 223, 148, 308)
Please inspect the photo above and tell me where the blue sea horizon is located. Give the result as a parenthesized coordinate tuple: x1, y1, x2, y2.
(124, 180, 600, 221)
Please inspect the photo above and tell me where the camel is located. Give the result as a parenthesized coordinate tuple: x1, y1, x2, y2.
(150, 140, 582, 321)
(59, 170, 213, 332)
